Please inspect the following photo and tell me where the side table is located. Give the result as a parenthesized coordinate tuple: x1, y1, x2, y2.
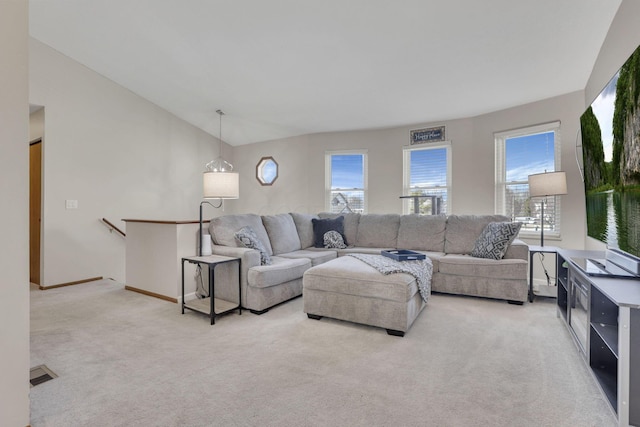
(181, 255, 241, 325)
(528, 245, 559, 302)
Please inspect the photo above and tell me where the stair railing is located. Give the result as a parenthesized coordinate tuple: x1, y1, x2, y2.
(101, 218, 126, 238)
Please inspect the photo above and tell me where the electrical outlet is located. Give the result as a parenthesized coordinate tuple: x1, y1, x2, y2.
(65, 199, 78, 209)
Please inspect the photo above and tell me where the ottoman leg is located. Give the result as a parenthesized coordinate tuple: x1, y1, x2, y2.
(386, 329, 405, 337)
(307, 313, 323, 320)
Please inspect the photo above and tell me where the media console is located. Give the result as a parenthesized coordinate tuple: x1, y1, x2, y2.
(557, 249, 640, 427)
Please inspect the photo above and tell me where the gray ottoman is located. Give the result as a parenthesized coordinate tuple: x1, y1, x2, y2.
(302, 256, 429, 336)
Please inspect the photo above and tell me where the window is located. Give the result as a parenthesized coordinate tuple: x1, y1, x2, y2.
(325, 151, 367, 213)
(495, 121, 561, 239)
(256, 156, 278, 185)
(402, 143, 451, 215)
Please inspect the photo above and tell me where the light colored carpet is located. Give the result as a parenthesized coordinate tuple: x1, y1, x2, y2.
(30, 280, 616, 427)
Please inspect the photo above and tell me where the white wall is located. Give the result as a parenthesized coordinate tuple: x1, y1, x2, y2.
(29, 38, 235, 286)
(0, 1, 30, 425)
(586, 0, 640, 106)
(26, 1, 640, 289)
(232, 92, 584, 249)
(232, 1, 640, 253)
(21, 0, 638, 284)
(472, 91, 586, 250)
(30, 107, 44, 141)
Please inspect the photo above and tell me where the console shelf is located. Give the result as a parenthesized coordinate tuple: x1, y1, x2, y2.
(557, 249, 640, 427)
(557, 260, 569, 321)
(591, 322, 619, 357)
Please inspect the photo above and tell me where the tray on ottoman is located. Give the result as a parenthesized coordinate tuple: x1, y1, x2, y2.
(381, 249, 426, 261)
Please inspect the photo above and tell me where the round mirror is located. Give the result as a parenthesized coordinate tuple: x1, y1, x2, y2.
(256, 156, 278, 186)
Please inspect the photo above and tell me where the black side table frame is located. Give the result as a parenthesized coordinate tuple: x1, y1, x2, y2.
(528, 245, 558, 302)
(181, 255, 241, 325)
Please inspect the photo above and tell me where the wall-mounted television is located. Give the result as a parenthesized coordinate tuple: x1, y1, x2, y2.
(580, 43, 640, 259)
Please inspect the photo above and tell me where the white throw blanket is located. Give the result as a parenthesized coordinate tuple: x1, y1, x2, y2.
(347, 254, 432, 302)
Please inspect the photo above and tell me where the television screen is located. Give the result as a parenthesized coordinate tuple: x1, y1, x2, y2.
(580, 43, 640, 259)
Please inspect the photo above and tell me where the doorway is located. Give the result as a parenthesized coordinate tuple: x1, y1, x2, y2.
(30, 138, 41, 285)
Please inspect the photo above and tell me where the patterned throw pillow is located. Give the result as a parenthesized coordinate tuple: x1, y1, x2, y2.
(471, 222, 522, 260)
(234, 226, 272, 265)
(323, 230, 347, 249)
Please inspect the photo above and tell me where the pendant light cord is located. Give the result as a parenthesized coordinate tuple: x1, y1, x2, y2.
(216, 109, 224, 159)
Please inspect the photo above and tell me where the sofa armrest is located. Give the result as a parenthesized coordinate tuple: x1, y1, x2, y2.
(211, 244, 261, 306)
(504, 239, 528, 261)
(212, 244, 258, 262)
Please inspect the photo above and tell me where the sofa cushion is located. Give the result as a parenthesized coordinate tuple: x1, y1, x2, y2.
(290, 212, 318, 249)
(234, 226, 272, 265)
(247, 257, 311, 288)
(312, 216, 346, 248)
(318, 212, 360, 247)
(444, 214, 510, 255)
(420, 251, 445, 273)
(397, 215, 447, 252)
(209, 214, 273, 256)
(262, 213, 301, 255)
(471, 222, 522, 260)
(278, 249, 338, 266)
(438, 254, 526, 280)
(356, 214, 400, 248)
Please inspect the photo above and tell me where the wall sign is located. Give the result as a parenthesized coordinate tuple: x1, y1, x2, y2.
(410, 126, 445, 144)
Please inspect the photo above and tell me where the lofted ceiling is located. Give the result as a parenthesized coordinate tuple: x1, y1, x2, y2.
(29, 0, 622, 146)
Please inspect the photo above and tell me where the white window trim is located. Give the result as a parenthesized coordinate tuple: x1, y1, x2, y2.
(495, 121, 562, 239)
(325, 150, 368, 213)
(402, 142, 452, 215)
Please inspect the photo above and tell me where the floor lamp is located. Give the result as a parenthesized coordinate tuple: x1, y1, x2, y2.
(527, 171, 567, 246)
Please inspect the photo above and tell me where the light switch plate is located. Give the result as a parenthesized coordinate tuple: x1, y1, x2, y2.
(65, 199, 78, 209)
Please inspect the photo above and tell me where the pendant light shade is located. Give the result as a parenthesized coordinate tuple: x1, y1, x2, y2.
(202, 109, 239, 200)
(203, 170, 239, 199)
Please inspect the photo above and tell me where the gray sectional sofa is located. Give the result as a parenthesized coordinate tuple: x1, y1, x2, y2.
(208, 212, 528, 314)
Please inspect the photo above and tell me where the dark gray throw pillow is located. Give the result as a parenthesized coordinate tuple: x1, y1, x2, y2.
(234, 226, 272, 265)
(312, 216, 346, 248)
(471, 222, 522, 260)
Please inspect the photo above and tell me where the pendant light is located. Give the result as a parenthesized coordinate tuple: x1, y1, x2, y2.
(199, 109, 239, 256)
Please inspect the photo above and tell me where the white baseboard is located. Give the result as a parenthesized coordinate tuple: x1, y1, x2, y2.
(179, 291, 199, 304)
(532, 280, 557, 297)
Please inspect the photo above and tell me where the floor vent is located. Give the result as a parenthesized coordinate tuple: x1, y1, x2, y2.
(30, 365, 57, 387)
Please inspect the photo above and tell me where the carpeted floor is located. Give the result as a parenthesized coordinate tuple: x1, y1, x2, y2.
(30, 280, 616, 427)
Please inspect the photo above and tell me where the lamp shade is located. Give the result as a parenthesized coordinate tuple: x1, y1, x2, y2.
(528, 171, 567, 197)
(203, 171, 239, 199)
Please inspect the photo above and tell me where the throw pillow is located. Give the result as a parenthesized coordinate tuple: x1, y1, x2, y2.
(312, 216, 347, 248)
(471, 222, 522, 260)
(323, 230, 347, 249)
(234, 226, 272, 265)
